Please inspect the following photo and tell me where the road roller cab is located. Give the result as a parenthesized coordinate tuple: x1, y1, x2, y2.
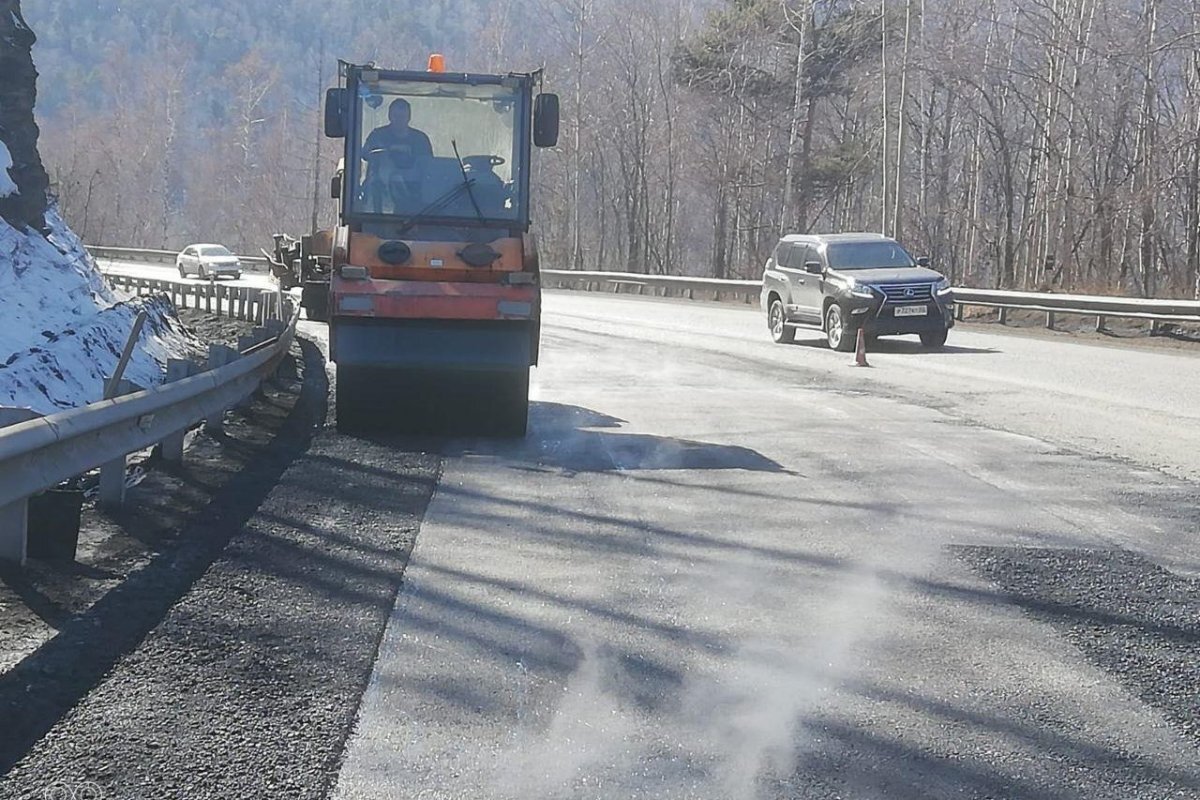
(279, 58, 559, 435)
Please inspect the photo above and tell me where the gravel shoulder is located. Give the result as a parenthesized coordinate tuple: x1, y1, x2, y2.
(0, 334, 441, 799)
(957, 547, 1200, 747)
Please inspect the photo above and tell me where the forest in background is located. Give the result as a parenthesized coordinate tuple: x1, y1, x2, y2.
(26, 0, 1200, 297)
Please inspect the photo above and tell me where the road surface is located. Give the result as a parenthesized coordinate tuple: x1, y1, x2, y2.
(331, 291, 1200, 799)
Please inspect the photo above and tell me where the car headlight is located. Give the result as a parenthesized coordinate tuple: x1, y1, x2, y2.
(850, 282, 876, 299)
(934, 278, 952, 295)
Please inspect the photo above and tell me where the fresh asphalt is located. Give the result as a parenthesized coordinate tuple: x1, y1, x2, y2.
(332, 292, 1200, 799)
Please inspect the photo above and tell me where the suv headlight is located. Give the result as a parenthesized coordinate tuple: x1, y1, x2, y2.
(850, 282, 876, 299)
(933, 278, 952, 295)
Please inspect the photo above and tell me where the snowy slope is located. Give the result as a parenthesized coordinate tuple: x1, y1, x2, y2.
(0, 205, 201, 415)
(0, 142, 15, 197)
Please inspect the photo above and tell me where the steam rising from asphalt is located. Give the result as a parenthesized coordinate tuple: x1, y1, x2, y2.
(496, 642, 639, 798)
(493, 557, 897, 799)
(490, 403, 942, 798)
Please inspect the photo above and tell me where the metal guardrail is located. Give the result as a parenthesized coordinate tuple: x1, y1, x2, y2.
(105, 272, 286, 324)
(88, 247, 1199, 330)
(0, 277, 299, 565)
(949, 288, 1200, 332)
(542, 269, 761, 303)
(541, 270, 1200, 331)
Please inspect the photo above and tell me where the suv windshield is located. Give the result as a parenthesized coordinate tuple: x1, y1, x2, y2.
(349, 79, 523, 222)
(826, 241, 916, 270)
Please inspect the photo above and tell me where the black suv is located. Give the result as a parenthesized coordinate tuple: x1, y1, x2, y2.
(761, 233, 954, 351)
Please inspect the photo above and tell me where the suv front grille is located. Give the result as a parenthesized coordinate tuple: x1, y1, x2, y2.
(874, 282, 935, 305)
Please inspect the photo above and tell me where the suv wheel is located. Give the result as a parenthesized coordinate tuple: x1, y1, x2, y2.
(825, 304, 856, 352)
(768, 299, 794, 344)
(920, 328, 948, 349)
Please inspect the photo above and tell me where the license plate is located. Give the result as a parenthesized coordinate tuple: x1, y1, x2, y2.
(894, 305, 928, 317)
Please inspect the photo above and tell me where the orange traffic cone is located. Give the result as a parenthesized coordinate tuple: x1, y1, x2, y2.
(853, 328, 871, 367)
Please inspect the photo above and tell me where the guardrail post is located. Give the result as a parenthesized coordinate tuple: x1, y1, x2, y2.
(1150, 320, 1161, 336)
(204, 344, 239, 434)
(0, 408, 41, 565)
(1046, 311, 1055, 330)
(236, 334, 259, 408)
(160, 359, 195, 463)
(0, 498, 28, 565)
(204, 283, 213, 314)
(955, 304, 964, 321)
(98, 379, 135, 508)
(998, 307, 1008, 325)
(1096, 315, 1106, 333)
(241, 328, 272, 402)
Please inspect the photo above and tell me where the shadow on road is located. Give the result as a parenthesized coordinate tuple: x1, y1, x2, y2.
(421, 402, 795, 474)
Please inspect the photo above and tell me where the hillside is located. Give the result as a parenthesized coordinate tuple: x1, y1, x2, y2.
(25, 0, 518, 112)
(22, 0, 538, 255)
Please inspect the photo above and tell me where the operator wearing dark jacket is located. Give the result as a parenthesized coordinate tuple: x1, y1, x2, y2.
(364, 98, 433, 166)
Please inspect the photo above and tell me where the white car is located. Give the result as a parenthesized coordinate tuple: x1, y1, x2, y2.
(176, 244, 242, 280)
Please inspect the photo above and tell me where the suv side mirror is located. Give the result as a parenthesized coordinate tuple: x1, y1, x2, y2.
(325, 88, 348, 139)
(804, 261, 824, 275)
(534, 93, 560, 148)
(916, 256, 931, 267)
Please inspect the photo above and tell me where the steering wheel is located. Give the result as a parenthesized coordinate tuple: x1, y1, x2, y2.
(366, 145, 421, 170)
(463, 155, 506, 172)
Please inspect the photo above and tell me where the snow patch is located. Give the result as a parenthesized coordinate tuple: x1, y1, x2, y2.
(0, 295, 200, 412)
(0, 141, 16, 198)
(0, 206, 201, 415)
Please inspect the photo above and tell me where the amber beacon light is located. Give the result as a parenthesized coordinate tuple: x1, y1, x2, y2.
(427, 54, 446, 73)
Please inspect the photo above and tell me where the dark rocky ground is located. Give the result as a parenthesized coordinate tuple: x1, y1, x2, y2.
(0, 0, 50, 231)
